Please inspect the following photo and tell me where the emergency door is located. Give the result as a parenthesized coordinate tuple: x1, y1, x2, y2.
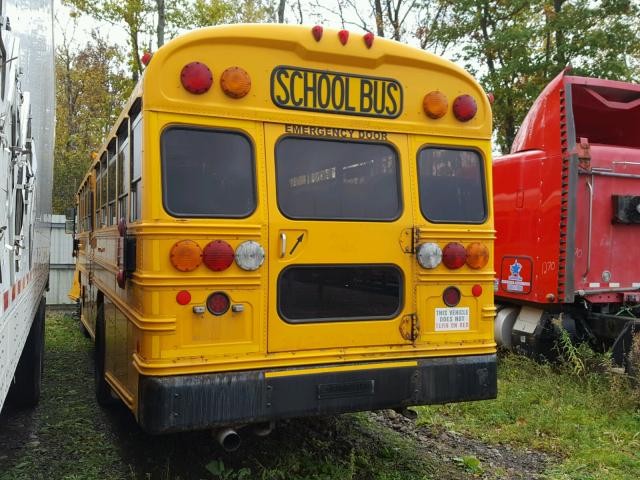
(264, 123, 415, 352)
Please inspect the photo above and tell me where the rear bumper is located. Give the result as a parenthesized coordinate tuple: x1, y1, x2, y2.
(138, 354, 497, 434)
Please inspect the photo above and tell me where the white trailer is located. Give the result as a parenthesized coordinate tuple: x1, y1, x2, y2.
(0, 0, 54, 412)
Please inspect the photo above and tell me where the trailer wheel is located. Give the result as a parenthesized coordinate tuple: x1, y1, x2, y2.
(8, 296, 46, 408)
(94, 302, 116, 406)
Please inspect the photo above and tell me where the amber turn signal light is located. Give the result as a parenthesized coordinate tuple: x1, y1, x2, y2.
(220, 67, 251, 99)
(423, 91, 448, 119)
(170, 240, 202, 272)
(466, 242, 489, 269)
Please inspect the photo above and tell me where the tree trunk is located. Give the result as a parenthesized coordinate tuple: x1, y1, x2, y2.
(130, 29, 142, 82)
(156, 0, 165, 48)
(277, 0, 286, 23)
(553, 0, 565, 66)
(374, 0, 385, 37)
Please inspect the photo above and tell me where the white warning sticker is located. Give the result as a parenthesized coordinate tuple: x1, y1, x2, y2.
(435, 307, 470, 331)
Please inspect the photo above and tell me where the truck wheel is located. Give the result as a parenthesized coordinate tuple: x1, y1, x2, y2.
(8, 296, 46, 407)
(626, 331, 640, 382)
(94, 302, 116, 406)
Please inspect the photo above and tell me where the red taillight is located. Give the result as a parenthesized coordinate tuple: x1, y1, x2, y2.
(472, 284, 483, 297)
(203, 240, 234, 271)
(176, 290, 191, 305)
(452, 94, 477, 122)
(442, 242, 467, 269)
(207, 292, 230, 316)
(443, 286, 461, 307)
(180, 62, 213, 94)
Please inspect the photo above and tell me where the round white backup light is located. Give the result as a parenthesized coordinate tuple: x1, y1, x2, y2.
(235, 240, 265, 271)
(416, 242, 442, 269)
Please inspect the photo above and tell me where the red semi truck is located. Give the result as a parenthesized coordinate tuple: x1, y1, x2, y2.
(493, 69, 640, 368)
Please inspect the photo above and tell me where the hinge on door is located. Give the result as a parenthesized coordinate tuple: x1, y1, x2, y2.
(399, 313, 420, 345)
(399, 227, 415, 254)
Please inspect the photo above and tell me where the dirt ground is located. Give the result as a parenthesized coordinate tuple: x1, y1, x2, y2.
(0, 313, 551, 479)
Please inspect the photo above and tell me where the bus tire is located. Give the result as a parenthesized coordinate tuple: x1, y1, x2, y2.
(75, 300, 90, 338)
(94, 302, 116, 406)
(8, 296, 46, 408)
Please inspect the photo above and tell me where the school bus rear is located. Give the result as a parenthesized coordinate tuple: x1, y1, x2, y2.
(124, 24, 495, 433)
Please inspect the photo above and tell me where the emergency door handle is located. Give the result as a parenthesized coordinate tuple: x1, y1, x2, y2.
(280, 232, 286, 258)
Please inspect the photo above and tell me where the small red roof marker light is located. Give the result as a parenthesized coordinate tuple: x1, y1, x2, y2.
(338, 29, 349, 45)
(487, 92, 495, 104)
(181, 62, 213, 94)
(453, 94, 477, 122)
(311, 25, 323, 41)
(363, 32, 374, 48)
(141, 51, 152, 66)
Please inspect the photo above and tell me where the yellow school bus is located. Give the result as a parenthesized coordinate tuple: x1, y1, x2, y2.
(71, 24, 496, 443)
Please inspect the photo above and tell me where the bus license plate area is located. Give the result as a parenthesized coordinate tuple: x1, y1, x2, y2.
(435, 307, 470, 331)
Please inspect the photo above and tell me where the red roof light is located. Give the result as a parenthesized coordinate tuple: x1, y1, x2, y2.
(363, 32, 374, 48)
(312, 25, 323, 41)
(141, 51, 152, 66)
(180, 62, 213, 94)
(338, 29, 349, 45)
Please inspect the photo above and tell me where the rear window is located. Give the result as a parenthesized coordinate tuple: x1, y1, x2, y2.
(279, 265, 402, 323)
(161, 127, 255, 217)
(276, 137, 401, 221)
(417, 147, 486, 223)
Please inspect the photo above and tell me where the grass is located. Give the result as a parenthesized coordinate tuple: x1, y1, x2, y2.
(416, 353, 640, 480)
(0, 313, 443, 480)
(3, 313, 640, 479)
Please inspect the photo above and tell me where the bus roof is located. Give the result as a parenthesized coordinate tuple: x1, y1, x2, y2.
(143, 24, 491, 138)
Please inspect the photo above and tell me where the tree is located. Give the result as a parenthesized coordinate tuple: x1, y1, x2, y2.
(53, 29, 133, 214)
(310, 0, 422, 40)
(429, 0, 640, 153)
(64, 0, 154, 80)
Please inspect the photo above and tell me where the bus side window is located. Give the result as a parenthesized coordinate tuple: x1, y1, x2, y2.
(79, 187, 84, 233)
(130, 106, 142, 222)
(107, 139, 117, 226)
(94, 164, 101, 229)
(100, 153, 108, 227)
(117, 120, 129, 222)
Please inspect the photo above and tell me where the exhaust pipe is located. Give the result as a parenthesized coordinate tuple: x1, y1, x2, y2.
(215, 428, 241, 452)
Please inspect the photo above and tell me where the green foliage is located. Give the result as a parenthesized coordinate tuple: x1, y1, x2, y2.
(453, 455, 483, 475)
(52, 33, 133, 214)
(185, 0, 275, 27)
(426, 0, 640, 153)
(205, 460, 252, 479)
(417, 353, 640, 479)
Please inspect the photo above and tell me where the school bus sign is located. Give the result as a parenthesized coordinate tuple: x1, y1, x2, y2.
(270, 65, 403, 118)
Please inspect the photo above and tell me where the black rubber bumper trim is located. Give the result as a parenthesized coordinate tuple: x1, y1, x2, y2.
(137, 354, 497, 434)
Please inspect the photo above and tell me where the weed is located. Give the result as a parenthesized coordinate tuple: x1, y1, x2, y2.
(417, 353, 640, 480)
(453, 456, 483, 475)
(555, 328, 613, 378)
